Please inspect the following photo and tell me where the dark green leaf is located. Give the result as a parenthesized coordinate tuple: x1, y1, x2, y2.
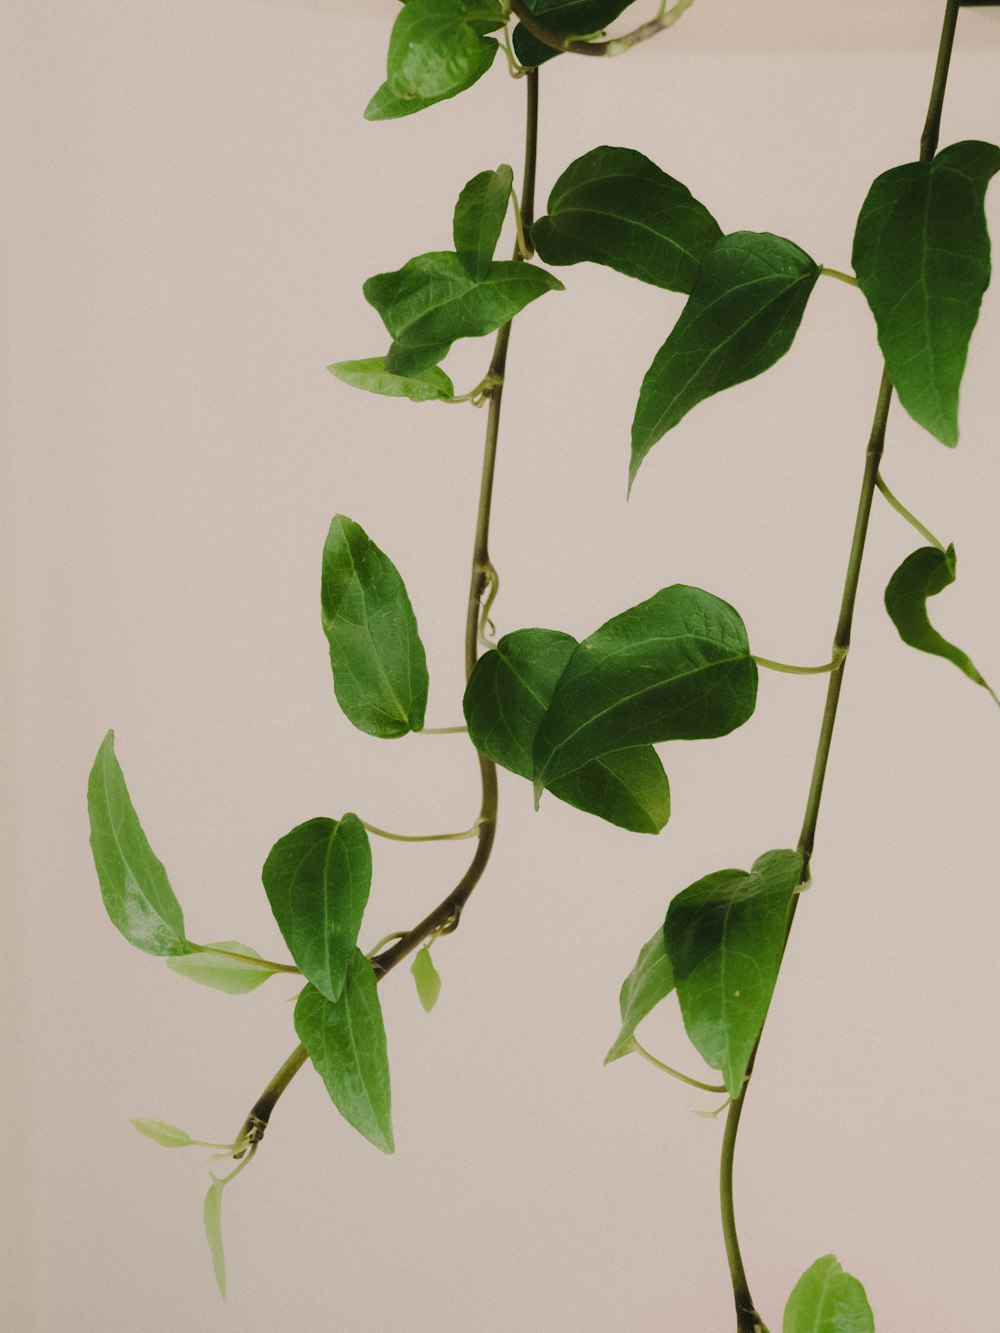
(853, 140, 1000, 445)
(203, 1178, 227, 1299)
(411, 945, 442, 1012)
(387, 0, 502, 102)
(295, 954, 394, 1154)
(87, 731, 191, 957)
(364, 41, 496, 121)
(664, 849, 802, 1096)
(454, 164, 514, 278)
(531, 586, 757, 795)
(166, 941, 280, 996)
(513, 0, 634, 67)
(364, 251, 563, 377)
(630, 231, 820, 489)
(262, 816, 371, 1004)
(328, 357, 455, 403)
(549, 747, 670, 834)
(321, 514, 429, 737)
(783, 1255, 875, 1333)
(605, 928, 676, 1063)
(532, 146, 722, 292)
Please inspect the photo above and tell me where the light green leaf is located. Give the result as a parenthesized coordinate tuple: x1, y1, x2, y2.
(166, 941, 280, 996)
(852, 140, 1000, 445)
(203, 1178, 227, 1300)
(512, 0, 634, 67)
(630, 231, 820, 488)
(532, 145, 722, 292)
(328, 357, 455, 403)
(387, 0, 502, 102)
(783, 1255, 875, 1333)
(605, 928, 676, 1063)
(364, 41, 496, 120)
(531, 586, 757, 794)
(87, 731, 191, 957)
(321, 514, 429, 738)
(363, 251, 563, 378)
(664, 849, 802, 1096)
(262, 816, 371, 1004)
(411, 945, 442, 1012)
(454, 164, 514, 279)
(130, 1118, 197, 1149)
(295, 954, 394, 1154)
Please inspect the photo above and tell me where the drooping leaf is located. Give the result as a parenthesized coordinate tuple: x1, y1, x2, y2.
(321, 514, 429, 738)
(783, 1255, 875, 1333)
(294, 954, 394, 1154)
(364, 41, 496, 121)
(512, 0, 635, 67)
(549, 747, 670, 834)
(328, 357, 455, 403)
(130, 1118, 198, 1149)
(411, 945, 442, 1012)
(387, 0, 503, 102)
(203, 1178, 227, 1299)
(531, 586, 757, 795)
(364, 251, 563, 377)
(454, 163, 514, 279)
(532, 146, 722, 292)
(166, 941, 280, 996)
(87, 731, 191, 957)
(262, 816, 372, 1004)
(852, 140, 1000, 445)
(630, 231, 820, 488)
(664, 849, 802, 1096)
(605, 928, 676, 1063)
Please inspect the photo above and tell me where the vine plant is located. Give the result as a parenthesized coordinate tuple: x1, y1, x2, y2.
(87, 1, 998, 1327)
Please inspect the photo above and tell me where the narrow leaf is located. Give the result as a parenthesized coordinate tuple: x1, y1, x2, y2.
(411, 945, 442, 1012)
(512, 0, 634, 67)
(328, 357, 455, 403)
(262, 816, 371, 1004)
(532, 146, 722, 292)
(130, 1118, 196, 1149)
(783, 1254, 875, 1333)
(87, 731, 190, 957)
(664, 849, 802, 1096)
(454, 164, 514, 279)
(295, 954, 394, 1154)
(605, 929, 676, 1063)
(630, 231, 820, 488)
(166, 941, 279, 996)
(364, 42, 496, 121)
(853, 140, 1000, 445)
(321, 514, 429, 738)
(387, 0, 502, 102)
(203, 1178, 227, 1300)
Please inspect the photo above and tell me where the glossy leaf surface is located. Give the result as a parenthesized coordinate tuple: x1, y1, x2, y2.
(532, 146, 722, 292)
(605, 928, 676, 1063)
(512, 0, 634, 67)
(166, 941, 280, 996)
(321, 514, 429, 738)
(387, 0, 502, 102)
(454, 163, 514, 278)
(853, 140, 1000, 445)
(87, 731, 190, 957)
(365, 41, 496, 120)
(630, 231, 819, 487)
(664, 849, 802, 1096)
(783, 1255, 875, 1333)
(262, 816, 371, 1004)
(411, 945, 442, 1012)
(328, 357, 455, 402)
(203, 1178, 227, 1299)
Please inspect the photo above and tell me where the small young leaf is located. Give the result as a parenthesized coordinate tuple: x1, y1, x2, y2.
(262, 816, 372, 1004)
(328, 357, 455, 403)
(783, 1254, 875, 1333)
(512, 0, 635, 67)
(166, 941, 279, 996)
(454, 164, 514, 279)
(532, 146, 722, 293)
(87, 731, 191, 957)
(364, 42, 496, 121)
(853, 140, 1000, 445)
(295, 954, 394, 1154)
(411, 945, 442, 1012)
(203, 1178, 227, 1300)
(605, 929, 676, 1064)
(664, 849, 802, 1096)
(321, 514, 429, 738)
(630, 231, 820, 488)
(130, 1117, 197, 1149)
(387, 0, 502, 102)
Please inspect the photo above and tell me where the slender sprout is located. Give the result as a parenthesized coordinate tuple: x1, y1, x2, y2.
(630, 1038, 728, 1093)
(876, 471, 947, 551)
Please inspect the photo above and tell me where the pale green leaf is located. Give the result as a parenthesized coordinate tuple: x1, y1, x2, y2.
(130, 1118, 196, 1149)
(411, 945, 442, 1012)
(605, 928, 676, 1063)
(328, 357, 455, 402)
(454, 163, 514, 278)
(203, 1178, 227, 1299)
(783, 1254, 875, 1333)
(166, 941, 279, 996)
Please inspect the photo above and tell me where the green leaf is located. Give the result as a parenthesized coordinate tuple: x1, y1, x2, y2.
(387, 0, 502, 102)
(463, 627, 670, 832)
(294, 954, 394, 1154)
(605, 928, 676, 1063)
(663, 849, 802, 1096)
(630, 231, 820, 489)
(262, 816, 371, 1004)
(783, 1255, 875, 1333)
(87, 731, 191, 957)
(321, 514, 429, 738)
(166, 941, 279, 996)
(328, 357, 455, 403)
(364, 251, 563, 378)
(454, 164, 514, 279)
(203, 1178, 227, 1300)
(884, 544, 996, 698)
(130, 1117, 197, 1149)
(364, 41, 496, 120)
(852, 140, 1000, 445)
(531, 586, 757, 794)
(512, 0, 634, 67)
(411, 945, 442, 1012)
(532, 146, 722, 293)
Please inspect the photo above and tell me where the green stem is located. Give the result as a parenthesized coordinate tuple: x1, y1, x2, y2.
(631, 1038, 727, 1093)
(820, 266, 859, 288)
(752, 649, 845, 676)
(721, 1091, 770, 1333)
(361, 819, 481, 843)
(419, 725, 469, 735)
(875, 471, 947, 551)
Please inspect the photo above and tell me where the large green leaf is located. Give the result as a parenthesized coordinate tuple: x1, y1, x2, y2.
(328, 357, 455, 403)
(463, 627, 670, 832)
(512, 0, 635, 67)
(386, 0, 503, 102)
(262, 816, 371, 1004)
(630, 231, 820, 488)
(364, 40, 496, 120)
(783, 1255, 875, 1333)
(166, 941, 279, 996)
(532, 146, 722, 292)
(605, 927, 676, 1063)
(454, 164, 514, 279)
(295, 954, 394, 1154)
(663, 849, 802, 1096)
(321, 514, 429, 738)
(364, 251, 563, 377)
(531, 586, 757, 795)
(87, 731, 191, 957)
(852, 140, 1000, 446)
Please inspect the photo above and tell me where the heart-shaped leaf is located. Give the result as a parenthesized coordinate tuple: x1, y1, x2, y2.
(783, 1254, 875, 1333)
(605, 928, 676, 1063)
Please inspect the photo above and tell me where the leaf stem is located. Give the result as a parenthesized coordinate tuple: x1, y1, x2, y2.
(508, 0, 694, 59)
(875, 470, 947, 552)
(752, 648, 846, 676)
(418, 724, 470, 734)
(193, 944, 301, 974)
(819, 265, 859, 288)
(631, 1037, 728, 1093)
(360, 819, 482, 843)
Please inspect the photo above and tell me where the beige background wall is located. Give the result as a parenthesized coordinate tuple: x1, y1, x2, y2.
(4, 2, 1000, 1329)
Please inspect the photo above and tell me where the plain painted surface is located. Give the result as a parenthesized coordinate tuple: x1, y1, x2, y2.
(4, 2, 1000, 1330)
